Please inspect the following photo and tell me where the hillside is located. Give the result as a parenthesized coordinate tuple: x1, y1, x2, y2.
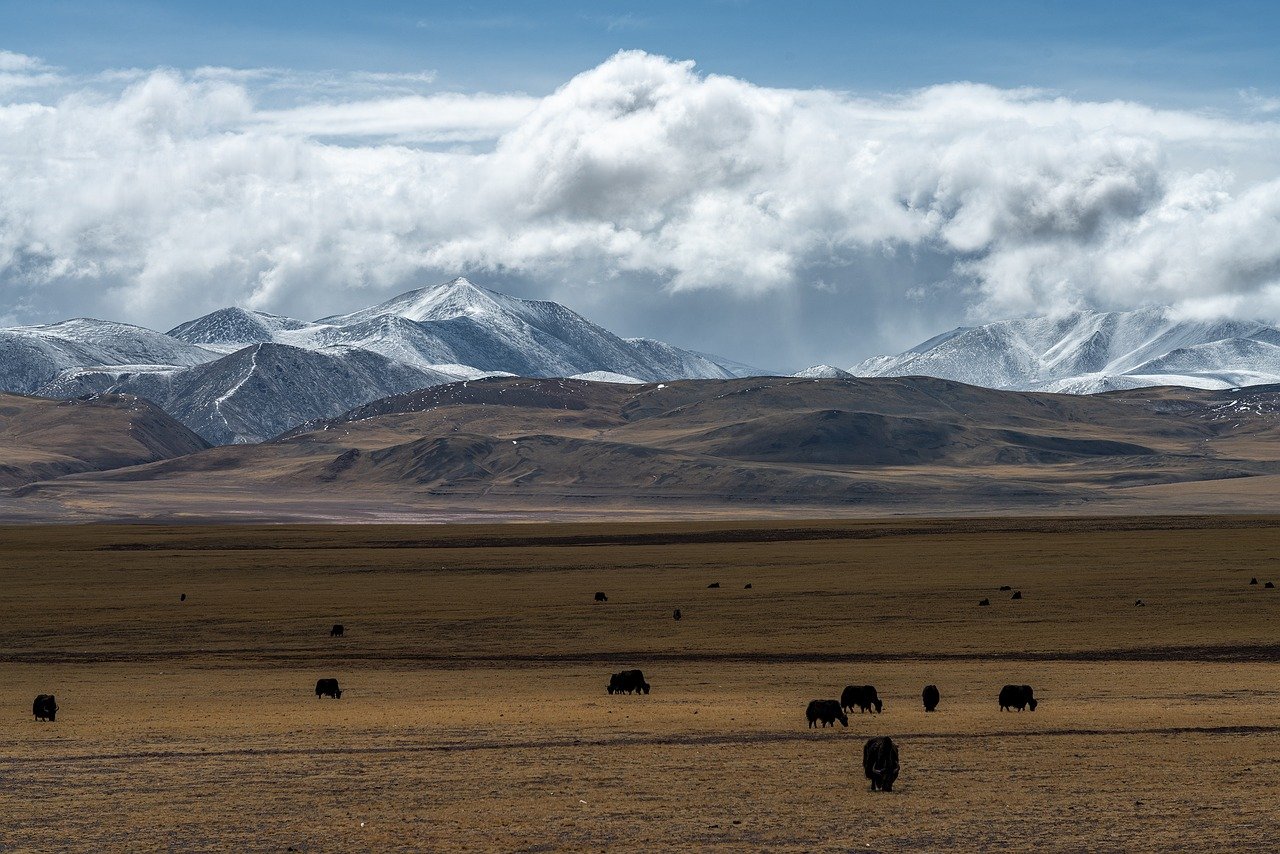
(0, 393, 209, 488)
(11, 376, 1280, 521)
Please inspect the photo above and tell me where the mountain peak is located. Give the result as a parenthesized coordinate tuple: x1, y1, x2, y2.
(793, 364, 854, 379)
(169, 306, 315, 348)
(319, 276, 512, 326)
(853, 307, 1280, 392)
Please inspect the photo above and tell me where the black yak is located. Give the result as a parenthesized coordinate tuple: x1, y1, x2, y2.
(707, 583, 720, 589)
(673, 609, 682, 620)
(607, 669, 650, 695)
(840, 685, 882, 714)
(806, 699, 848, 728)
(594, 591, 608, 602)
(32, 695, 58, 722)
(922, 684, 940, 712)
(999, 684, 1037, 712)
(330, 624, 345, 637)
(863, 736, 900, 791)
(979, 598, 990, 606)
(999, 585, 1012, 591)
(315, 678, 342, 699)
(1011, 591, 1023, 600)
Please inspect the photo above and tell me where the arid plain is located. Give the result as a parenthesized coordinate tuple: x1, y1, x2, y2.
(3, 518, 1280, 851)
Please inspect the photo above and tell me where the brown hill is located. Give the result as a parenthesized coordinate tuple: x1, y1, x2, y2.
(11, 375, 1280, 521)
(0, 393, 209, 488)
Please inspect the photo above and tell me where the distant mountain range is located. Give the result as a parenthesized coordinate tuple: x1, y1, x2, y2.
(8, 288, 1280, 448)
(803, 308, 1280, 393)
(0, 278, 749, 444)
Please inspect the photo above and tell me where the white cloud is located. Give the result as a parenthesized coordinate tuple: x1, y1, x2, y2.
(2, 49, 1280, 357)
(0, 50, 62, 95)
(0, 50, 47, 72)
(251, 93, 537, 142)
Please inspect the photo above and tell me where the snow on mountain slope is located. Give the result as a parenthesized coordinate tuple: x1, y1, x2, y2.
(570, 371, 646, 384)
(623, 339, 737, 380)
(321, 277, 537, 326)
(322, 278, 735, 381)
(7, 278, 742, 444)
(0, 319, 217, 395)
(167, 277, 736, 383)
(687, 350, 771, 378)
(853, 309, 1280, 392)
(51, 343, 470, 445)
(792, 365, 854, 379)
(167, 307, 320, 352)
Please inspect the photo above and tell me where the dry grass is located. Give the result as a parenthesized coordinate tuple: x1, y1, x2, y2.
(2, 518, 1280, 851)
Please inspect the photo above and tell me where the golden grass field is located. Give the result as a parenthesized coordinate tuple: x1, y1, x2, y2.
(3, 518, 1280, 851)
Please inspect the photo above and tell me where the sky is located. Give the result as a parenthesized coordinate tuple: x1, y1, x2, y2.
(2, 1, 1280, 370)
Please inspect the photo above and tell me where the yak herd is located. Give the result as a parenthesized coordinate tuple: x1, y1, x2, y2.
(27, 583, 1066, 796)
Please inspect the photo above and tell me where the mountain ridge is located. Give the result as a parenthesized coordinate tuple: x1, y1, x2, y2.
(841, 308, 1280, 392)
(0, 278, 745, 444)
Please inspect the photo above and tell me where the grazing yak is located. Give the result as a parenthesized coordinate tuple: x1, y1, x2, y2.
(922, 684, 940, 712)
(594, 591, 608, 602)
(841, 685, 883, 714)
(863, 736, 900, 791)
(32, 695, 58, 722)
(979, 598, 990, 606)
(999, 684, 1037, 712)
(806, 699, 848, 728)
(707, 583, 720, 589)
(330, 624, 345, 637)
(180, 593, 186, 602)
(607, 669, 650, 695)
(1011, 591, 1023, 600)
(315, 678, 342, 699)
(999, 585, 1012, 591)
(1250, 577, 1258, 585)
(744, 583, 752, 589)
(1267, 582, 1276, 589)
(673, 609, 682, 621)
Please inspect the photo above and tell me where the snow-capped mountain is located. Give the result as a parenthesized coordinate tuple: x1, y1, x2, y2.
(852, 308, 1280, 393)
(166, 278, 740, 382)
(80, 344, 477, 445)
(0, 319, 217, 395)
(792, 365, 854, 379)
(166, 307, 318, 353)
(2, 278, 742, 444)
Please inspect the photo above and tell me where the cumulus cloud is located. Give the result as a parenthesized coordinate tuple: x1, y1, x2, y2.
(2, 49, 1280, 364)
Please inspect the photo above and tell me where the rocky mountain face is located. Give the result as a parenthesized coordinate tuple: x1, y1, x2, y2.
(1, 278, 743, 444)
(837, 309, 1280, 393)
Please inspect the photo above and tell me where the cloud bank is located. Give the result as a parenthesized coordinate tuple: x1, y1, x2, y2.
(2, 49, 1280, 365)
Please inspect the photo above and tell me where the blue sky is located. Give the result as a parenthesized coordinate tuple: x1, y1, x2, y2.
(5, 0, 1280, 107)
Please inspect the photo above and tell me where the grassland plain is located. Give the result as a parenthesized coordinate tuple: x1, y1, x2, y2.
(2, 518, 1280, 851)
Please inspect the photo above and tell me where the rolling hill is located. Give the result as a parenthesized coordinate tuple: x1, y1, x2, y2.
(0, 393, 209, 488)
(11, 376, 1280, 521)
